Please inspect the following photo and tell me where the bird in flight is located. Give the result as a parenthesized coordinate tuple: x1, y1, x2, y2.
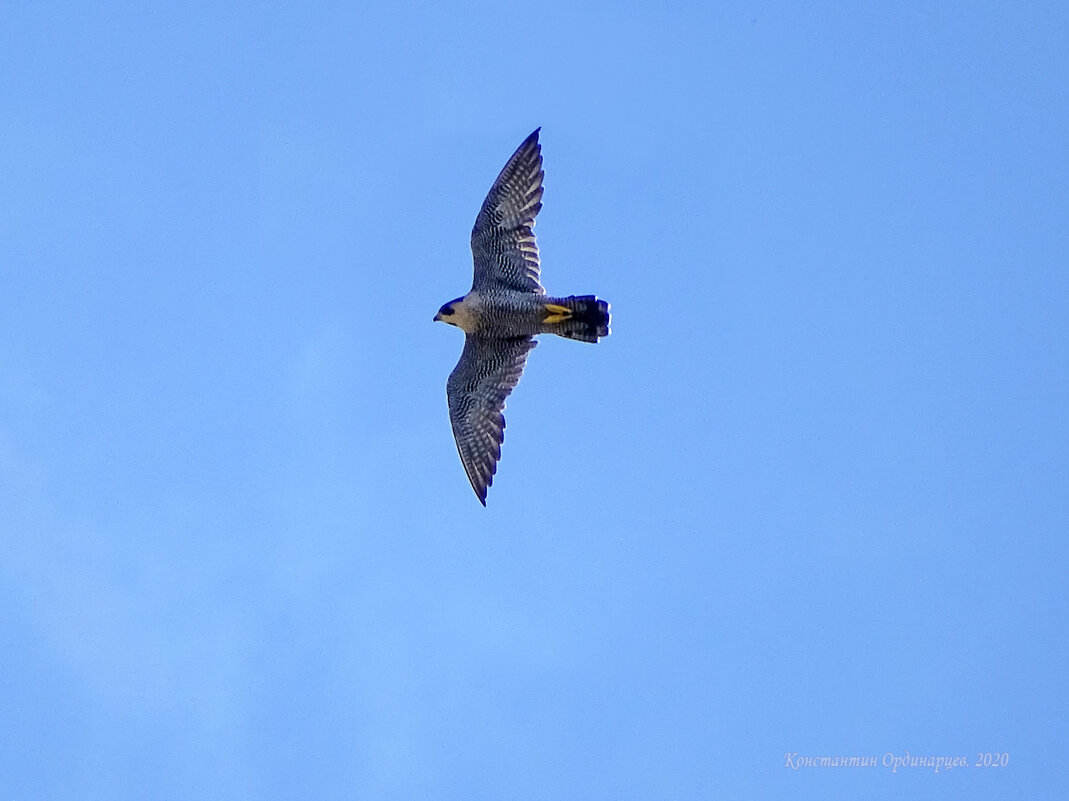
(434, 128, 611, 505)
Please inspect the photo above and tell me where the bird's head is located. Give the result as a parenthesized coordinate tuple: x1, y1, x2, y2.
(433, 297, 467, 327)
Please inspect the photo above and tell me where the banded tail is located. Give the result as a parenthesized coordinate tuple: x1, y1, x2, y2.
(544, 295, 611, 343)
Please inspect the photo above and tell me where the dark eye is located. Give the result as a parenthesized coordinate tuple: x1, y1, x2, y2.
(441, 306, 453, 316)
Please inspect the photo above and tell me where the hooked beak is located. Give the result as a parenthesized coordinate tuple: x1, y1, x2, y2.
(433, 312, 442, 322)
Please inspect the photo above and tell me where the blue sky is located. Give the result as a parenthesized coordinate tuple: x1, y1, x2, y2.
(2, 1, 1067, 798)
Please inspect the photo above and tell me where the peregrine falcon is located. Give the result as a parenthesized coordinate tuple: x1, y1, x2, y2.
(434, 128, 611, 505)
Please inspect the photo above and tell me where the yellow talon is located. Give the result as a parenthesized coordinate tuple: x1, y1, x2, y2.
(543, 303, 573, 324)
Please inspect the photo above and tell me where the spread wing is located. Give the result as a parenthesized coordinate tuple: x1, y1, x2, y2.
(470, 129, 545, 294)
(446, 335, 537, 505)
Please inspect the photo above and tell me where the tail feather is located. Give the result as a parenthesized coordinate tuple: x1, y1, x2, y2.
(554, 295, 611, 343)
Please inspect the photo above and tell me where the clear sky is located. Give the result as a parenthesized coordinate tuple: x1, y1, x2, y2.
(2, 1, 1067, 799)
